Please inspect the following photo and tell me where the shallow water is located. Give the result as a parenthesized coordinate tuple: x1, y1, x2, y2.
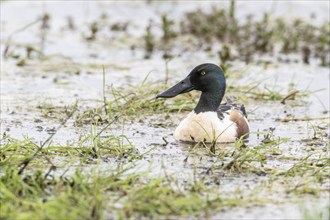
(1, 1, 329, 219)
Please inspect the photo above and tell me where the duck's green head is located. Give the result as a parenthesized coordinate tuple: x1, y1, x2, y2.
(157, 63, 226, 98)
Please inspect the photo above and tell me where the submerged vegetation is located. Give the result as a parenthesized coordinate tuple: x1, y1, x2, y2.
(1, 127, 329, 219)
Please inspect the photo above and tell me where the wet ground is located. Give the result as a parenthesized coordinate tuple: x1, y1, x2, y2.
(1, 1, 330, 219)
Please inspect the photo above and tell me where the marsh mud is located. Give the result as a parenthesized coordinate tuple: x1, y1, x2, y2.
(1, 1, 329, 219)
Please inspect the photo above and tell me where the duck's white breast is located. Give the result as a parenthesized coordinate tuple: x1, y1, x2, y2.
(174, 111, 237, 143)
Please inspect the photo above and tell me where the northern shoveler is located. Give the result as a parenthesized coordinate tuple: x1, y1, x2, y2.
(157, 63, 249, 143)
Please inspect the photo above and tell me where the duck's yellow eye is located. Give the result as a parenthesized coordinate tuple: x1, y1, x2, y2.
(201, 71, 206, 76)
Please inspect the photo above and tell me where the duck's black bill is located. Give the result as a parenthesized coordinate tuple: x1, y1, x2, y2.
(156, 76, 194, 98)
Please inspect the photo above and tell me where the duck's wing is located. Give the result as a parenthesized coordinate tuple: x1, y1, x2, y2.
(217, 103, 231, 120)
(217, 97, 249, 138)
(217, 97, 248, 119)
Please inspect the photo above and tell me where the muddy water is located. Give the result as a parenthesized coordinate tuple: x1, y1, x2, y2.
(1, 1, 329, 219)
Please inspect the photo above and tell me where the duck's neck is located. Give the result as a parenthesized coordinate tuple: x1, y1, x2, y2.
(194, 91, 224, 114)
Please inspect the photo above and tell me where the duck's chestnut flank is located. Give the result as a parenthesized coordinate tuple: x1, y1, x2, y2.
(157, 63, 249, 143)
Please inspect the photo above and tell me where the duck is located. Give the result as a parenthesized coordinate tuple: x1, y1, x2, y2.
(157, 63, 249, 143)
